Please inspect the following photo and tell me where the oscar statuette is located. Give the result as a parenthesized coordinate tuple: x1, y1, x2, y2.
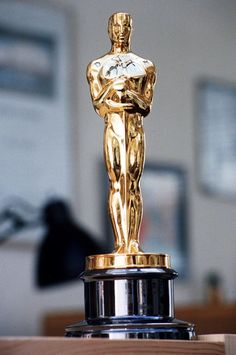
(65, 13, 196, 339)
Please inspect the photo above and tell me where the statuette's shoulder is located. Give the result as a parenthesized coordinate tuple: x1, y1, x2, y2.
(87, 61, 96, 75)
(87, 56, 105, 79)
(141, 58, 156, 72)
(86, 61, 95, 82)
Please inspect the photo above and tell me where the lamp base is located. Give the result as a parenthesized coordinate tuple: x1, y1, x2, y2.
(65, 266, 196, 340)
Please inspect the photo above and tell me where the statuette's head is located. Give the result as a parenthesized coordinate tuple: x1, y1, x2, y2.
(108, 12, 132, 46)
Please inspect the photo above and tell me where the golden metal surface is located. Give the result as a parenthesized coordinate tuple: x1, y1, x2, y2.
(86, 253, 171, 270)
(87, 13, 160, 269)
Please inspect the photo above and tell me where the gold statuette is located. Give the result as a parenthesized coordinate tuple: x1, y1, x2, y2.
(87, 12, 169, 269)
(65, 13, 195, 341)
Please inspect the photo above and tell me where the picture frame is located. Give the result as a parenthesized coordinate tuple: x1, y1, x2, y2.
(103, 163, 189, 277)
(140, 163, 188, 278)
(197, 79, 236, 200)
(0, 26, 56, 97)
(0, 2, 74, 245)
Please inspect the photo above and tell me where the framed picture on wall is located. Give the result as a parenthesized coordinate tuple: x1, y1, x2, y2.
(0, 2, 74, 245)
(197, 80, 236, 199)
(0, 26, 56, 97)
(104, 163, 189, 278)
(140, 164, 188, 278)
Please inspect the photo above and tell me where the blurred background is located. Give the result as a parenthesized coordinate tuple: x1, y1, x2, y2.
(0, 0, 236, 336)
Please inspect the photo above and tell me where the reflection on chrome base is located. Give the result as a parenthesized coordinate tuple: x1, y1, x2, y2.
(65, 267, 196, 340)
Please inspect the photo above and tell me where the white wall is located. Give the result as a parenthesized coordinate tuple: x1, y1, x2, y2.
(0, 0, 236, 335)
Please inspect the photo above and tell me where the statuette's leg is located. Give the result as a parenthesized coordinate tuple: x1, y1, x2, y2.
(127, 114, 145, 253)
(104, 113, 128, 252)
(104, 113, 145, 254)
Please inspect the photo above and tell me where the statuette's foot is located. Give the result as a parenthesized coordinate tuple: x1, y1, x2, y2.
(113, 241, 143, 254)
(128, 240, 143, 254)
(113, 243, 127, 254)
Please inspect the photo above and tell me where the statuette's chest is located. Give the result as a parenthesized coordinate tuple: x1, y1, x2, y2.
(101, 54, 147, 79)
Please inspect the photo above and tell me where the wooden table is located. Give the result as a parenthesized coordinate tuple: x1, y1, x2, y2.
(0, 334, 235, 355)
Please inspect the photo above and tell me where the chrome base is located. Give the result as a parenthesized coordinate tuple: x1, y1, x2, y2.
(65, 267, 196, 340)
(65, 318, 195, 339)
